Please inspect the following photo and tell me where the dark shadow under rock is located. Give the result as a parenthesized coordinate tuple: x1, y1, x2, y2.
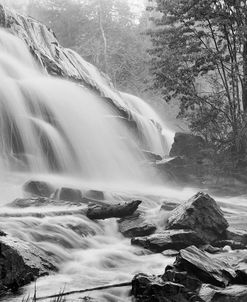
(131, 230, 205, 253)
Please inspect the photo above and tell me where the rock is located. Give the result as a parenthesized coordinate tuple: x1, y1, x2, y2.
(143, 151, 162, 162)
(174, 246, 236, 287)
(226, 228, 247, 245)
(162, 250, 179, 257)
(160, 201, 179, 211)
(0, 236, 56, 292)
(131, 230, 205, 253)
(8, 197, 52, 208)
(85, 190, 104, 201)
(199, 284, 247, 302)
(132, 273, 203, 302)
(53, 187, 83, 202)
(23, 180, 54, 198)
(118, 214, 156, 238)
(167, 192, 228, 243)
(169, 132, 205, 159)
(87, 200, 142, 220)
(213, 240, 246, 250)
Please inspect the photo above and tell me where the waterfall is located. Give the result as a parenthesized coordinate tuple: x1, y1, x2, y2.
(0, 28, 172, 187)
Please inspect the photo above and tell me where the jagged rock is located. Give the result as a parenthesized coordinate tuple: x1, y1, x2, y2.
(162, 250, 179, 257)
(53, 187, 83, 202)
(0, 236, 56, 292)
(174, 246, 237, 287)
(226, 228, 247, 245)
(169, 132, 205, 159)
(132, 273, 202, 302)
(167, 192, 228, 243)
(118, 213, 156, 238)
(199, 284, 247, 302)
(23, 180, 55, 197)
(87, 200, 142, 220)
(131, 230, 205, 253)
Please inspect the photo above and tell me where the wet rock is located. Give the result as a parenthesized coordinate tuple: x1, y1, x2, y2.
(131, 230, 205, 253)
(8, 197, 51, 208)
(143, 151, 162, 162)
(174, 246, 236, 287)
(118, 213, 156, 238)
(226, 228, 247, 245)
(167, 192, 228, 243)
(87, 200, 142, 220)
(23, 180, 55, 198)
(162, 249, 179, 257)
(53, 187, 83, 202)
(0, 236, 56, 292)
(85, 190, 104, 201)
(132, 273, 202, 302)
(199, 284, 247, 302)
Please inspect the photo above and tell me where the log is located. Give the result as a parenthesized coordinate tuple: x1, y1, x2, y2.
(36, 281, 132, 300)
(86, 200, 142, 220)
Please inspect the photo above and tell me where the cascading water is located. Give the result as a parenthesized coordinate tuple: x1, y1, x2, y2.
(0, 27, 180, 302)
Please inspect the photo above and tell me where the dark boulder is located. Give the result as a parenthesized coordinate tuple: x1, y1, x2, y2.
(174, 246, 236, 287)
(0, 236, 56, 293)
(118, 213, 156, 238)
(131, 230, 205, 253)
(87, 200, 142, 220)
(167, 192, 228, 243)
(169, 132, 205, 159)
(53, 187, 83, 202)
(23, 180, 55, 198)
(132, 273, 203, 302)
(213, 240, 246, 250)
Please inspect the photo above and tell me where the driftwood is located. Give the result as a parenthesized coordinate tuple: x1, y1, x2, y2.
(86, 200, 142, 220)
(36, 281, 132, 300)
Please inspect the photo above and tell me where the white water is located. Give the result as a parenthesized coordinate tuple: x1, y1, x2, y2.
(0, 28, 177, 301)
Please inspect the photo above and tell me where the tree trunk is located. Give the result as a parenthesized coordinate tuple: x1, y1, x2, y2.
(242, 40, 247, 112)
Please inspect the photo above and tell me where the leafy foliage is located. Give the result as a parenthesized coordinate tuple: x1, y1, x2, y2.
(147, 0, 247, 157)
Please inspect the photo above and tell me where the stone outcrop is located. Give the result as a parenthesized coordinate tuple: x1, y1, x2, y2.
(166, 192, 228, 243)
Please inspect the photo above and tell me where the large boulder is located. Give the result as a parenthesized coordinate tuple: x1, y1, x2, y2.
(169, 132, 205, 159)
(23, 180, 55, 198)
(166, 192, 228, 243)
(131, 230, 205, 253)
(0, 236, 56, 293)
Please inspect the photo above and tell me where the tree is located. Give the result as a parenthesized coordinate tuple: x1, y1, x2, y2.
(147, 0, 247, 156)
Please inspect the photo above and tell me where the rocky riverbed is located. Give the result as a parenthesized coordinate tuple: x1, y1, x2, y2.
(0, 178, 247, 302)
